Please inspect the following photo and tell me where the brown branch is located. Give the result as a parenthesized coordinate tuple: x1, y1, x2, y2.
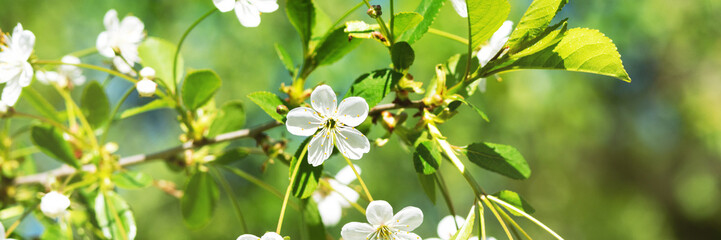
(13, 101, 420, 185)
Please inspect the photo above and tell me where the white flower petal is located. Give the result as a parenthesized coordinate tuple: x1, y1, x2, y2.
(119, 16, 145, 43)
(366, 200, 393, 225)
(113, 56, 134, 75)
(13, 26, 35, 61)
(40, 191, 71, 218)
(103, 9, 119, 30)
(235, 1, 262, 27)
(341, 222, 374, 240)
(19, 61, 33, 87)
(248, 0, 279, 13)
(427, 238, 443, 240)
(286, 107, 323, 136)
(310, 85, 337, 117)
(139, 67, 156, 79)
(307, 128, 333, 166)
(334, 164, 360, 185)
(213, 0, 236, 12)
(329, 179, 359, 207)
(437, 215, 465, 239)
(136, 79, 157, 97)
(394, 231, 423, 240)
(334, 126, 370, 160)
(317, 197, 343, 226)
(490, 21, 513, 45)
(96, 32, 115, 57)
(450, 0, 468, 18)
(336, 97, 368, 127)
(390, 206, 423, 231)
(1, 80, 23, 106)
(260, 232, 284, 240)
(469, 237, 480, 240)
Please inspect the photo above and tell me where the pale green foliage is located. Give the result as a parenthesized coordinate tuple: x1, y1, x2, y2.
(467, 0, 510, 49)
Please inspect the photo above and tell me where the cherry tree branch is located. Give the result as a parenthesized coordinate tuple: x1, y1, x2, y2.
(13, 100, 423, 185)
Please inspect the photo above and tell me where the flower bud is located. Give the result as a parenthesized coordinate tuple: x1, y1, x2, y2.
(40, 191, 70, 218)
(276, 104, 289, 115)
(0, 101, 8, 114)
(139, 67, 156, 79)
(367, 5, 382, 18)
(136, 78, 157, 97)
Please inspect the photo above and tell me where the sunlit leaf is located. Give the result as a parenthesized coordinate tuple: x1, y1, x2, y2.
(313, 26, 363, 67)
(467, 0, 511, 49)
(413, 141, 441, 175)
(286, 0, 316, 48)
(120, 98, 173, 119)
(507, 0, 568, 50)
(95, 191, 137, 240)
(344, 69, 403, 108)
(392, 12, 423, 40)
(182, 70, 221, 110)
(207, 100, 246, 137)
(138, 37, 184, 90)
(30, 125, 80, 169)
(449, 205, 475, 240)
(397, 0, 445, 44)
(247, 91, 286, 122)
(462, 142, 530, 179)
(492, 190, 535, 216)
(111, 171, 153, 189)
(275, 43, 296, 75)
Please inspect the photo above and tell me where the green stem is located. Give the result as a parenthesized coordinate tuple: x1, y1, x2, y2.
(494, 202, 532, 240)
(117, 54, 139, 77)
(478, 200, 486, 240)
(276, 145, 308, 233)
(487, 195, 564, 240)
(435, 172, 458, 224)
(173, 8, 217, 94)
(342, 155, 373, 201)
(462, 0, 474, 82)
(211, 166, 248, 233)
(390, 0, 395, 43)
(482, 196, 514, 240)
(55, 85, 100, 151)
(34, 60, 137, 84)
(428, 28, 469, 45)
(361, 0, 392, 46)
(101, 87, 135, 144)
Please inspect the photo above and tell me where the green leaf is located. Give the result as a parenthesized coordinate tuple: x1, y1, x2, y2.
(397, 0, 445, 44)
(286, 0, 315, 48)
(81, 81, 111, 128)
(413, 141, 441, 175)
(119, 98, 173, 119)
(481, 28, 632, 82)
(391, 41, 415, 70)
(111, 171, 153, 189)
(290, 137, 323, 199)
(507, 0, 568, 50)
(452, 97, 489, 122)
(30, 125, 80, 169)
(95, 191, 137, 240)
(492, 190, 535, 216)
(449, 205, 475, 240)
(211, 147, 250, 165)
(300, 199, 326, 240)
(24, 88, 62, 123)
(275, 43, 296, 75)
(467, 0, 511, 49)
(181, 171, 220, 229)
(445, 54, 479, 89)
(247, 91, 286, 122)
(207, 100, 246, 137)
(344, 69, 403, 108)
(417, 173, 436, 204)
(313, 26, 363, 67)
(138, 37, 184, 90)
(392, 12, 423, 40)
(182, 70, 221, 110)
(463, 142, 530, 179)
(510, 19, 568, 57)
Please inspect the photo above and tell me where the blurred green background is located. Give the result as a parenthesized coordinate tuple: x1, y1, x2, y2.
(3, 0, 721, 239)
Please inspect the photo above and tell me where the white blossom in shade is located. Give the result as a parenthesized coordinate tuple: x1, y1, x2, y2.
(236, 232, 284, 240)
(136, 78, 157, 97)
(285, 85, 371, 166)
(312, 165, 361, 226)
(212, 0, 279, 27)
(449, 0, 468, 18)
(139, 66, 155, 79)
(427, 215, 501, 240)
(472, 20, 513, 93)
(341, 200, 423, 240)
(0, 23, 35, 107)
(96, 9, 144, 75)
(35, 55, 85, 88)
(40, 191, 71, 218)
(0, 101, 7, 114)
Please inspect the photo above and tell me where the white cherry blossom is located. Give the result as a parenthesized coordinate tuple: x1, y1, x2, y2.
(36, 55, 85, 88)
(96, 9, 145, 75)
(285, 85, 371, 166)
(236, 232, 283, 240)
(212, 0, 279, 27)
(0, 23, 35, 107)
(473, 21, 513, 93)
(313, 165, 361, 226)
(341, 200, 423, 240)
(426, 215, 498, 240)
(136, 78, 157, 97)
(139, 66, 155, 79)
(40, 191, 71, 218)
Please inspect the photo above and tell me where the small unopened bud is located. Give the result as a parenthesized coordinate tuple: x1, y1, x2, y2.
(0, 101, 8, 114)
(367, 5, 382, 18)
(136, 78, 157, 97)
(371, 31, 387, 42)
(276, 105, 289, 115)
(140, 67, 156, 79)
(40, 191, 70, 218)
(381, 111, 397, 131)
(104, 142, 119, 153)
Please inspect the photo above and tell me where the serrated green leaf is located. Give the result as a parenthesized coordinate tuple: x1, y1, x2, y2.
(95, 191, 137, 240)
(398, 0, 445, 44)
(449, 205, 475, 240)
(286, 0, 316, 48)
(207, 100, 246, 137)
(275, 43, 296, 75)
(181, 171, 220, 229)
(510, 19, 568, 57)
(463, 142, 530, 179)
(417, 173, 436, 204)
(120, 99, 173, 119)
(391, 41, 415, 70)
(138, 37, 183, 90)
(392, 12, 423, 40)
(300, 199, 326, 240)
(211, 147, 250, 165)
(111, 171, 153, 189)
(247, 91, 286, 122)
(482, 28, 632, 82)
(467, 0, 510, 49)
(492, 190, 535, 216)
(344, 69, 403, 108)
(81, 81, 110, 128)
(507, 0, 568, 50)
(413, 141, 441, 174)
(290, 137, 322, 199)
(313, 26, 362, 67)
(30, 125, 80, 169)
(24, 88, 62, 123)
(182, 70, 221, 110)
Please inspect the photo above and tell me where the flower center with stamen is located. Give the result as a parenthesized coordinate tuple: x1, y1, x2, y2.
(324, 118, 338, 129)
(372, 225, 393, 240)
